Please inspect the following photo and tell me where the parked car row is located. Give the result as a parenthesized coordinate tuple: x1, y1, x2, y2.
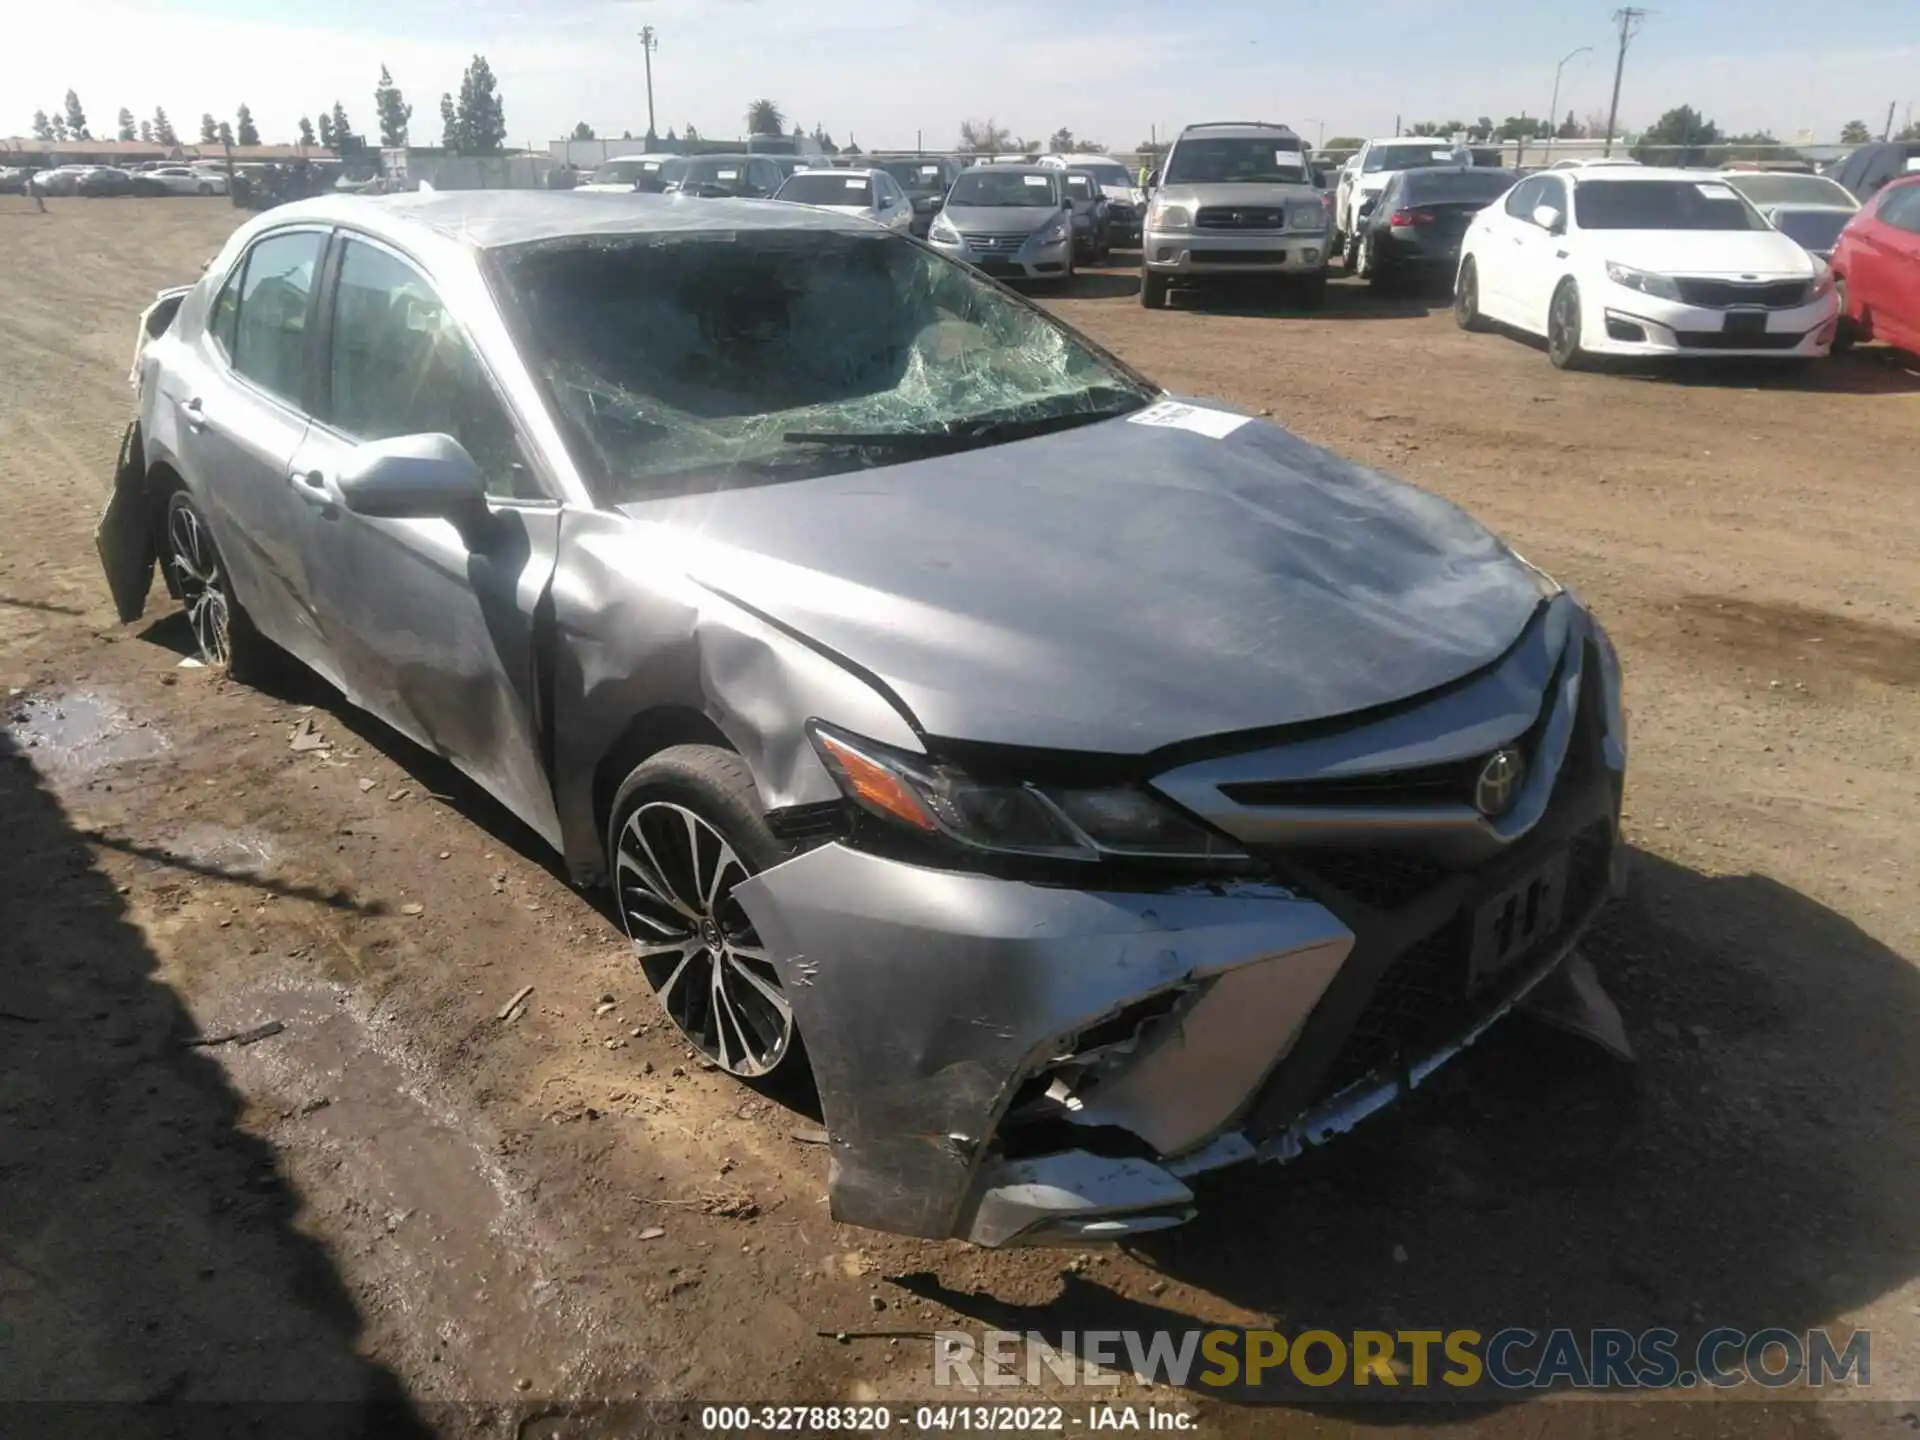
(4, 160, 231, 197)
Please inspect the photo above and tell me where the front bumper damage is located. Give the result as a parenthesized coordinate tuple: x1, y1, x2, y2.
(733, 596, 1628, 1245)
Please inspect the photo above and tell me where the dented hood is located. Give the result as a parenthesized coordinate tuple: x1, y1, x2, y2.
(622, 411, 1547, 754)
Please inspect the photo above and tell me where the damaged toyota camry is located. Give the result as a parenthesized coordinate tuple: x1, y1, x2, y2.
(98, 192, 1629, 1246)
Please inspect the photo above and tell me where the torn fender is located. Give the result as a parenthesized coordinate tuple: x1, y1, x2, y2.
(97, 422, 156, 625)
(731, 843, 1353, 1240)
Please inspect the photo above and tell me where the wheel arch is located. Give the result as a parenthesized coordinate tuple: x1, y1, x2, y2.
(591, 706, 737, 864)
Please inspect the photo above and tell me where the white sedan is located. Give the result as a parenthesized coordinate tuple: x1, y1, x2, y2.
(148, 165, 229, 196)
(1453, 166, 1840, 369)
(771, 167, 914, 232)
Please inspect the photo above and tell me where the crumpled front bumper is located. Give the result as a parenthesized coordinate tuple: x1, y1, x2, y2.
(732, 824, 1623, 1246)
(732, 851, 1354, 1242)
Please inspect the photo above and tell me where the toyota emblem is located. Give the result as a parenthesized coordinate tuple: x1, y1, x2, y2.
(1474, 748, 1526, 818)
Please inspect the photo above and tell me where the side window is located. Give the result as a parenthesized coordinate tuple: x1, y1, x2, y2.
(1504, 176, 1543, 218)
(1537, 177, 1568, 224)
(208, 264, 243, 359)
(1877, 186, 1920, 232)
(231, 230, 326, 403)
(326, 238, 539, 501)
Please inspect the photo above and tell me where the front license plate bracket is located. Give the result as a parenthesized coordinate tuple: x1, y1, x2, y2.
(1468, 850, 1569, 990)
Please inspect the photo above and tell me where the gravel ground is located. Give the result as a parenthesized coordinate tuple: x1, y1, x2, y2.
(1, 197, 1915, 1439)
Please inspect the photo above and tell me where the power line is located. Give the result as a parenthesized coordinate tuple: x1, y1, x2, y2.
(1602, 7, 1646, 157)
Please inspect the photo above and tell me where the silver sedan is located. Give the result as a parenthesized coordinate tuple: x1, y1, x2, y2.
(100, 192, 1629, 1246)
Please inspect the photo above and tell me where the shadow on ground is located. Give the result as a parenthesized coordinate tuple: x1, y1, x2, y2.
(896, 846, 1917, 1428)
(0, 735, 430, 1437)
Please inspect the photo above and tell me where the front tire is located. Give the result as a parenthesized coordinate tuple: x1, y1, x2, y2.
(1141, 269, 1170, 309)
(607, 746, 802, 1082)
(196, 182, 213, 196)
(163, 487, 270, 680)
(1830, 278, 1858, 354)
(1547, 278, 1589, 371)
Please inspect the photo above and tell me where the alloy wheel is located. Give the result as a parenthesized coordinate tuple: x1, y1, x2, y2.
(167, 498, 232, 668)
(1549, 284, 1582, 368)
(614, 801, 792, 1078)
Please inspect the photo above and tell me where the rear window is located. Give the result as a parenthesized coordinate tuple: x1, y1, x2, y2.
(1404, 169, 1517, 202)
(1769, 209, 1851, 251)
(1573, 179, 1768, 231)
(1365, 144, 1466, 173)
(781, 173, 874, 206)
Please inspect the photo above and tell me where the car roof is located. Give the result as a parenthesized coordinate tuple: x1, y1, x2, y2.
(785, 167, 883, 180)
(1178, 122, 1299, 140)
(958, 164, 1054, 179)
(247, 191, 878, 251)
(1559, 166, 1737, 184)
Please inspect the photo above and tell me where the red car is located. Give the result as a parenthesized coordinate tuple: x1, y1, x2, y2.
(1831, 174, 1920, 357)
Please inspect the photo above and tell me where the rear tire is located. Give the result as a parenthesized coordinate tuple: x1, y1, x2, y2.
(606, 746, 804, 1083)
(1454, 257, 1489, 332)
(1141, 269, 1170, 309)
(196, 182, 212, 196)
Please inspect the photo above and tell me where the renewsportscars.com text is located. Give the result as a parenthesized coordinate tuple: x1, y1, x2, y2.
(933, 1326, 1872, 1399)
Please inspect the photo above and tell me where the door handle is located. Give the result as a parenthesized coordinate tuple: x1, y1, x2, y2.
(289, 468, 333, 503)
(181, 397, 205, 431)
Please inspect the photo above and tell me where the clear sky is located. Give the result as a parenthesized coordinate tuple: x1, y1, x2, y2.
(9, 0, 1916, 150)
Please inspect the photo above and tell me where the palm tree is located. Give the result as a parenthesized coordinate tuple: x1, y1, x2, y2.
(745, 99, 784, 136)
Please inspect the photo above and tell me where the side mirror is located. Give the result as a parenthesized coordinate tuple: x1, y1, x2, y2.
(1531, 203, 1563, 232)
(928, 196, 943, 212)
(1146, 170, 1161, 191)
(337, 433, 487, 522)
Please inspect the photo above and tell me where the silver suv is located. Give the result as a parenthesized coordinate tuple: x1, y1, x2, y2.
(1141, 121, 1331, 309)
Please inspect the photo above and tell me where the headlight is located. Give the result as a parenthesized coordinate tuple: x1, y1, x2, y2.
(1290, 203, 1327, 230)
(809, 725, 1246, 862)
(1037, 217, 1070, 244)
(1149, 201, 1192, 231)
(1809, 263, 1835, 299)
(1605, 262, 1682, 301)
(928, 214, 959, 242)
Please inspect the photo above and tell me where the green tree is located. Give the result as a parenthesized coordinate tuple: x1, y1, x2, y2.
(216, 120, 235, 148)
(571, 120, 595, 140)
(684, 124, 700, 144)
(138, 119, 154, 144)
(1839, 119, 1872, 145)
(1324, 135, 1363, 151)
(1495, 114, 1550, 141)
(958, 117, 1014, 153)
(1634, 104, 1722, 165)
(297, 115, 316, 147)
(454, 56, 507, 153)
(375, 65, 412, 147)
(330, 101, 362, 155)
(812, 123, 838, 154)
(63, 89, 90, 141)
(1897, 122, 1920, 143)
(1467, 116, 1495, 141)
(235, 104, 259, 147)
(1556, 110, 1581, 139)
(152, 108, 177, 146)
(438, 93, 459, 152)
(50, 116, 68, 142)
(745, 98, 784, 136)
(1048, 126, 1076, 152)
(31, 109, 53, 140)
(116, 107, 137, 141)
(318, 110, 336, 149)
(199, 113, 219, 144)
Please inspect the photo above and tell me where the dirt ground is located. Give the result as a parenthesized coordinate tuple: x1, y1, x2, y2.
(2, 197, 1916, 1439)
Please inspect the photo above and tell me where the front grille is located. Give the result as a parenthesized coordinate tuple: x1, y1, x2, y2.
(960, 232, 1030, 253)
(1283, 848, 1455, 910)
(1108, 202, 1136, 222)
(1673, 329, 1804, 351)
(1223, 755, 1483, 810)
(1196, 206, 1285, 230)
(1312, 819, 1614, 1099)
(1191, 249, 1285, 264)
(1674, 278, 1807, 309)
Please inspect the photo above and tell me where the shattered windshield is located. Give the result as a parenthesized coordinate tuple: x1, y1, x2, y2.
(494, 230, 1150, 502)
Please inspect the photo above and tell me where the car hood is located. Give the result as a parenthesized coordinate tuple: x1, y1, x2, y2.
(1592, 229, 1816, 277)
(619, 409, 1547, 755)
(940, 203, 1061, 232)
(1158, 182, 1317, 210)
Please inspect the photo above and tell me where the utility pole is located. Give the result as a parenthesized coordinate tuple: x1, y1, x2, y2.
(638, 26, 659, 143)
(1602, 7, 1645, 158)
(1884, 101, 1897, 141)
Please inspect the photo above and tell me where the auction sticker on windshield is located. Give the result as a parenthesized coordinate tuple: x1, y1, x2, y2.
(1024, 175, 1050, 187)
(1127, 400, 1252, 439)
